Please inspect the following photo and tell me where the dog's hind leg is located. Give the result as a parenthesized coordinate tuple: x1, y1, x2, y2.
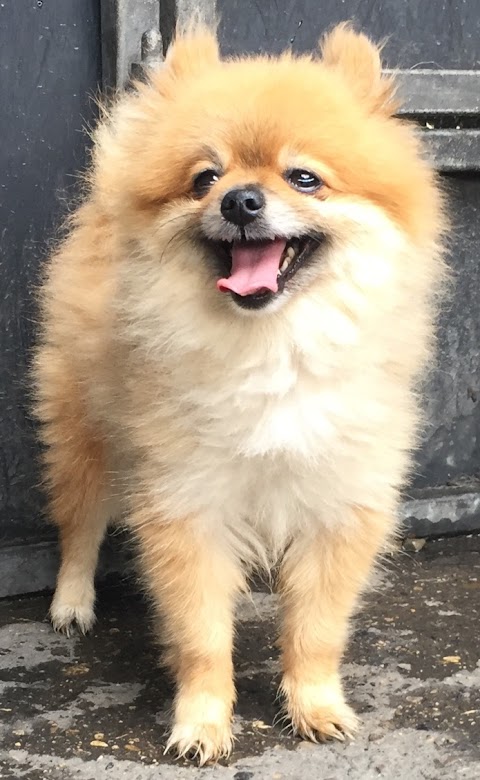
(35, 351, 112, 634)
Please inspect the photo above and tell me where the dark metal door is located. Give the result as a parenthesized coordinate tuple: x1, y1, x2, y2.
(0, 1, 101, 593)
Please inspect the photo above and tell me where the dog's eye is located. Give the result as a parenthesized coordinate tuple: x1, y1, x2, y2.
(285, 169, 323, 193)
(193, 169, 220, 198)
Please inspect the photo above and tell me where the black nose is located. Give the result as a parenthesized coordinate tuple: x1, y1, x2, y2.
(220, 186, 265, 226)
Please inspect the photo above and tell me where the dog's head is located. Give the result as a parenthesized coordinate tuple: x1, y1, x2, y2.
(93, 24, 441, 316)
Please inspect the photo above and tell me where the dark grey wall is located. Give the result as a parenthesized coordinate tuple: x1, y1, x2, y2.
(419, 176, 480, 489)
(217, 0, 480, 68)
(0, 1, 101, 546)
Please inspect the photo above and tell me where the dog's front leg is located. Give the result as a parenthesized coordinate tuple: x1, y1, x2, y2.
(279, 506, 392, 741)
(132, 511, 244, 764)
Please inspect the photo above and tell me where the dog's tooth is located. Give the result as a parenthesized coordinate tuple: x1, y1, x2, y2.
(280, 258, 289, 273)
(286, 246, 296, 259)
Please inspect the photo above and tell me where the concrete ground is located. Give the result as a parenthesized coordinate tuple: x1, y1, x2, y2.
(0, 534, 479, 780)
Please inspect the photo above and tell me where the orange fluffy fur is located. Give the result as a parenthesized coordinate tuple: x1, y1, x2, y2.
(33, 24, 445, 764)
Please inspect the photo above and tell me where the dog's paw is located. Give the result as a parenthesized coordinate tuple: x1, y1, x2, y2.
(290, 701, 359, 742)
(281, 677, 359, 743)
(165, 693, 234, 765)
(165, 721, 233, 765)
(50, 585, 95, 636)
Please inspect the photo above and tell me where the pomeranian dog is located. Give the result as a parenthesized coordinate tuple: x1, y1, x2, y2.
(34, 23, 444, 764)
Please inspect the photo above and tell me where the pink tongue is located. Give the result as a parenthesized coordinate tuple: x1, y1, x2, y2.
(217, 239, 287, 296)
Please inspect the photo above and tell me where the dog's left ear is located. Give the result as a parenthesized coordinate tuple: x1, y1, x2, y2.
(320, 23, 397, 116)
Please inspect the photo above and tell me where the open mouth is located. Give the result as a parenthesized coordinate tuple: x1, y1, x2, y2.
(212, 235, 325, 310)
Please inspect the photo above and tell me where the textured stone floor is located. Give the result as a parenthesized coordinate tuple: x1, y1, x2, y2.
(0, 535, 479, 779)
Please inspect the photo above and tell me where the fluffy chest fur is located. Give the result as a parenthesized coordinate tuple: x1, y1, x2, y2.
(111, 275, 413, 561)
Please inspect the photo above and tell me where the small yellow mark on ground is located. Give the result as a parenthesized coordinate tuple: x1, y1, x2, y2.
(442, 655, 461, 664)
(125, 744, 141, 752)
(90, 740, 108, 748)
(63, 663, 90, 676)
(252, 720, 271, 730)
(464, 581, 480, 590)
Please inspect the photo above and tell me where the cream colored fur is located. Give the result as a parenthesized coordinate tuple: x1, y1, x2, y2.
(34, 24, 445, 765)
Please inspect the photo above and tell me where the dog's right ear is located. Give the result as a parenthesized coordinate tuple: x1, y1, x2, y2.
(147, 25, 219, 97)
(163, 25, 220, 81)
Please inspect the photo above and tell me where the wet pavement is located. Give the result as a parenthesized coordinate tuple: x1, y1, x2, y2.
(0, 534, 479, 779)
